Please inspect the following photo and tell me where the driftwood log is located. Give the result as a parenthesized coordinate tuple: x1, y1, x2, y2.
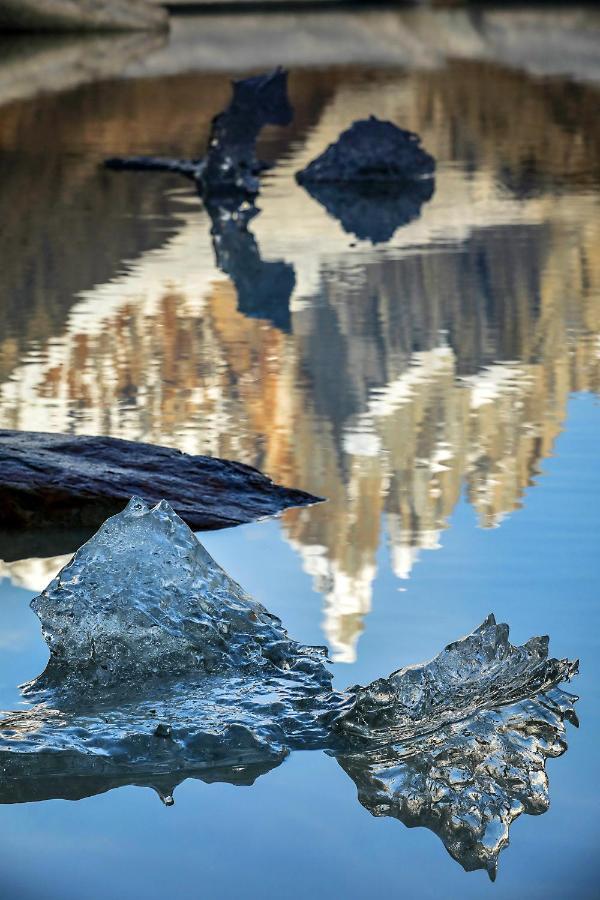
(105, 68, 293, 197)
(0, 430, 322, 560)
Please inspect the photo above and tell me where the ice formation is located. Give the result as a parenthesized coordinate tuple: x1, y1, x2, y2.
(30, 497, 331, 689)
(0, 499, 578, 878)
(337, 616, 578, 879)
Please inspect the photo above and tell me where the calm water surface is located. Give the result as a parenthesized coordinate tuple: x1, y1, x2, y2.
(0, 10, 598, 899)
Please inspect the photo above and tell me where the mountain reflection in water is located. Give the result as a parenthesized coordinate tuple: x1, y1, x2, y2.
(0, 59, 598, 665)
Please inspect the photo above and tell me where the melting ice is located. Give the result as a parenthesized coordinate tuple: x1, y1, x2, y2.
(0, 498, 578, 878)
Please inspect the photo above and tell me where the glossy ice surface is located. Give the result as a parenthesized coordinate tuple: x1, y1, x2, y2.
(0, 6, 598, 899)
(1, 501, 578, 880)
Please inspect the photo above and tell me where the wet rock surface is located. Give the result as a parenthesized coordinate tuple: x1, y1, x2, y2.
(0, 500, 578, 877)
(0, 430, 320, 538)
(296, 117, 435, 185)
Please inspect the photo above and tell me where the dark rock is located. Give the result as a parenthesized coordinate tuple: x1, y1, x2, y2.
(0, 429, 322, 539)
(105, 67, 293, 197)
(104, 70, 295, 329)
(296, 116, 435, 185)
(154, 723, 173, 739)
(301, 178, 435, 245)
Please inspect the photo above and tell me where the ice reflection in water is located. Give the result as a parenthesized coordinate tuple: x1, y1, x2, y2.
(0, 58, 598, 672)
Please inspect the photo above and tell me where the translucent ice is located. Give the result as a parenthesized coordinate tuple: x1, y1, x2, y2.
(0, 499, 578, 878)
(340, 614, 577, 743)
(336, 617, 578, 879)
(31, 497, 330, 690)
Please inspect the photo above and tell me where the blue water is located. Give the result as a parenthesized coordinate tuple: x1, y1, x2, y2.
(0, 395, 597, 899)
(0, 10, 599, 899)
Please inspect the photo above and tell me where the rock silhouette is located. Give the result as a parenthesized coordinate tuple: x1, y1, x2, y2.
(296, 117, 435, 185)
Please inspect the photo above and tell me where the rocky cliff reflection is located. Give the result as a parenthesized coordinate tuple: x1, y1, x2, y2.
(0, 61, 598, 662)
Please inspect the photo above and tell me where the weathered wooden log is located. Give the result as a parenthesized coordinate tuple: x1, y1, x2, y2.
(0, 0, 168, 32)
(0, 431, 322, 559)
(106, 67, 293, 197)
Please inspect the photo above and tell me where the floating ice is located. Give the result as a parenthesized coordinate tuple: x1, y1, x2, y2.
(0, 499, 578, 878)
(31, 497, 330, 690)
(336, 616, 578, 879)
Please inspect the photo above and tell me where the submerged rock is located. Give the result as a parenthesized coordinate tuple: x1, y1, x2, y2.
(0, 500, 578, 877)
(0, 430, 321, 553)
(105, 68, 293, 197)
(296, 117, 435, 185)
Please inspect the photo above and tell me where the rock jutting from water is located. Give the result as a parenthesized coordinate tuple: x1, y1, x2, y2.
(296, 117, 436, 243)
(296, 116, 436, 186)
(105, 67, 293, 197)
(0, 430, 321, 561)
(0, 499, 578, 879)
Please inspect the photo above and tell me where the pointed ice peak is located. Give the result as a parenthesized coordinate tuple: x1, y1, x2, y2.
(342, 614, 577, 743)
(30, 496, 330, 690)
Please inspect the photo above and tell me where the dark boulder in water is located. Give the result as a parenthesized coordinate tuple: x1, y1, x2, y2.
(0, 430, 321, 541)
(296, 116, 435, 185)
